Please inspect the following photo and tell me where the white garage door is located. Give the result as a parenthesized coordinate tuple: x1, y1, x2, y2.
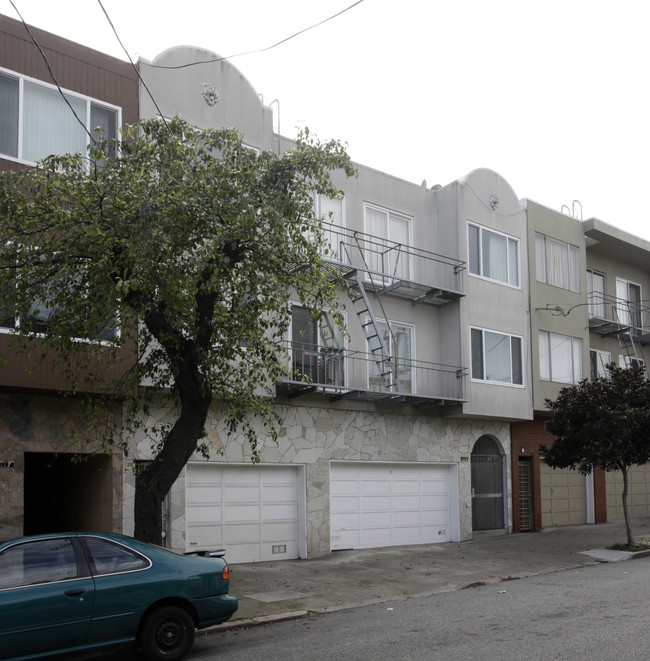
(330, 462, 451, 551)
(185, 464, 300, 563)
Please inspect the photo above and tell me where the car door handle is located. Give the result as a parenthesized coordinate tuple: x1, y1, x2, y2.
(65, 588, 86, 597)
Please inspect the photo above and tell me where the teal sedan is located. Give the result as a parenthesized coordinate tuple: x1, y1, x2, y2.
(0, 532, 238, 660)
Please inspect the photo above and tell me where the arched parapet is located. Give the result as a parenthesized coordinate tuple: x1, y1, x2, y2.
(138, 46, 274, 151)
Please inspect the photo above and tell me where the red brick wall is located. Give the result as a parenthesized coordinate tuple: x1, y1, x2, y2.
(510, 417, 607, 532)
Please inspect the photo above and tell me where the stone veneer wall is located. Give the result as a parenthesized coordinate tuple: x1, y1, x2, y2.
(0, 393, 123, 541)
(123, 399, 511, 556)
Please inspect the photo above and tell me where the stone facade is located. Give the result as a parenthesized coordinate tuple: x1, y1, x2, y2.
(0, 393, 123, 541)
(123, 398, 511, 556)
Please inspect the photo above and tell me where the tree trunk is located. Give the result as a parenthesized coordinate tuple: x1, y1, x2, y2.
(133, 383, 212, 545)
(621, 466, 635, 547)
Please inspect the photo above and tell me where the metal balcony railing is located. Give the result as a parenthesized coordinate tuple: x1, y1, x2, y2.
(277, 340, 466, 406)
(321, 226, 465, 305)
(587, 292, 650, 343)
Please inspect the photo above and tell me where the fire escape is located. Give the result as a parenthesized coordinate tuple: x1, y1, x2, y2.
(587, 292, 649, 374)
(280, 226, 467, 407)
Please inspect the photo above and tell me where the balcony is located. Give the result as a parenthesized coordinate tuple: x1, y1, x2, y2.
(322, 226, 465, 305)
(587, 292, 650, 344)
(277, 340, 466, 407)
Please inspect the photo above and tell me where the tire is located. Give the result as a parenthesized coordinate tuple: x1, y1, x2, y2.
(138, 605, 196, 661)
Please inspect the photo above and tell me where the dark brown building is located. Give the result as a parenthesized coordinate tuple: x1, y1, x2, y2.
(0, 14, 139, 541)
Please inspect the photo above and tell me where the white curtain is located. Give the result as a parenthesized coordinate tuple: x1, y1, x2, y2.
(23, 81, 86, 162)
(482, 230, 508, 283)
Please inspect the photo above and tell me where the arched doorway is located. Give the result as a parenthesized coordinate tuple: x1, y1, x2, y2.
(471, 436, 506, 531)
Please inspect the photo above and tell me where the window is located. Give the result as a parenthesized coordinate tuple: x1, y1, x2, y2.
(291, 306, 345, 386)
(315, 194, 345, 261)
(587, 269, 606, 318)
(0, 69, 120, 164)
(368, 319, 413, 393)
(468, 224, 520, 287)
(364, 204, 412, 280)
(471, 327, 523, 385)
(535, 233, 580, 292)
(539, 331, 583, 384)
(0, 538, 78, 589)
(590, 349, 610, 380)
(81, 536, 149, 576)
(615, 278, 642, 328)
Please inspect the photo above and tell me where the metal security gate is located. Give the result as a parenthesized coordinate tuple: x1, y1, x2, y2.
(471, 436, 505, 531)
(518, 458, 533, 531)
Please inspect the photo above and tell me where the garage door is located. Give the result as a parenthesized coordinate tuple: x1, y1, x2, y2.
(185, 464, 300, 563)
(540, 461, 587, 526)
(329, 462, 451, 551)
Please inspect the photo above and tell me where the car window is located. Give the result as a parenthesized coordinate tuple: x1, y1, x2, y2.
(0, 538, 78, 589)
(82, 537, 149, 576)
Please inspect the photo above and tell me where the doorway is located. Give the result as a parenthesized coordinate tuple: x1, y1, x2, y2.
(471, 436, 506, 531)
(23, 452, 113, 535)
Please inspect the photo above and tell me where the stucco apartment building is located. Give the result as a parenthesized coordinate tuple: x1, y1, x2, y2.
(2, 15, 650, 559)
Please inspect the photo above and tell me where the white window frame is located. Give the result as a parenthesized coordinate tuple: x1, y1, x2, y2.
(290, 303, 347, 388)
(539, 330, 583, 384)
(586, 268, 606, 318)
(470, 326, 524, 386)
(468, 222, 520, 288)
(535, 233, 580, 292)
(363, 203, 413, 281)
(366, 317, 415, 394)
(589, 348, 610, 380)
(0, 66, 121, 166)
(615, 277, 642, 329)
(314, 194, 346, 262)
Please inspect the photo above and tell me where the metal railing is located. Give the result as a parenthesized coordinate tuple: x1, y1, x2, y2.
(587, 292, 650, 333)
(321, 225, 465, 296)
(279, 340, 466, 403)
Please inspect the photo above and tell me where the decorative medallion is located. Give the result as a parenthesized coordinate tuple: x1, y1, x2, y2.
(202, 83, 219, 107)
(489, 194, 499, 211)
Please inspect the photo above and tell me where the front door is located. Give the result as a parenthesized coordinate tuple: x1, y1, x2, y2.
(471, 436, 505, 531)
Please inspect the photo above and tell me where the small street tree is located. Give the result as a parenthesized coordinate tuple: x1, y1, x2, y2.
(0, 117, 354, 544)
(541, 364, 650, 547)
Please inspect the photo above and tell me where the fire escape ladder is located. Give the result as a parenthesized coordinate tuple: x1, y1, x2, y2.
(345, 270, 402, 394)
(618, 330, 647, 373)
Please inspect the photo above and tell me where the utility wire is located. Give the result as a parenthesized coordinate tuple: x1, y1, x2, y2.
(148, 0, 366, 70)
(96, 0, 171, 133)
(8, 0, 95, 144)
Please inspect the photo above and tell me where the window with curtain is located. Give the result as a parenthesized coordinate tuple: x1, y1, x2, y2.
(470, 327, 523, 385)
(368, 319, 413, 393)
(0, 69, 119, 164)
(615, 278, 642, 328)
(587, 269, 606, 318)
(364, 204, 412, 280)
(590, 349, 610, 380)
(539, 330, 583, 383)
(468, 223, 519, 286)
(535, 233, 580, 292)
(315, 194, 345, 261)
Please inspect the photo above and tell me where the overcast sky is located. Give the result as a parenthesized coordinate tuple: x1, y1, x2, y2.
(3, 0, 649, 241)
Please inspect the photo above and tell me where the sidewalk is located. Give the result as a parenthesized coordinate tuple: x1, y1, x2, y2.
(216, 517, 650, 630)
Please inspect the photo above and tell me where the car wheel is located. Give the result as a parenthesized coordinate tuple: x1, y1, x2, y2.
(139, 605, 196, 661)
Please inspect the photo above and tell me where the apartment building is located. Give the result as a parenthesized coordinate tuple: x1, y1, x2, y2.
(3, 17, 649, 557)
(0, 14, 139, 541)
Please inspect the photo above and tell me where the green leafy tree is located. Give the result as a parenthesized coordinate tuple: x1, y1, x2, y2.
(0, 117, 354, 544)
(541, 364, 650, 547)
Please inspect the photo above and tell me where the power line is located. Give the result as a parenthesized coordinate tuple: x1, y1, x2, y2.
(8, 0, 95, 144)
(96, 0, 171, 133)
(148, 0, 366, 70)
